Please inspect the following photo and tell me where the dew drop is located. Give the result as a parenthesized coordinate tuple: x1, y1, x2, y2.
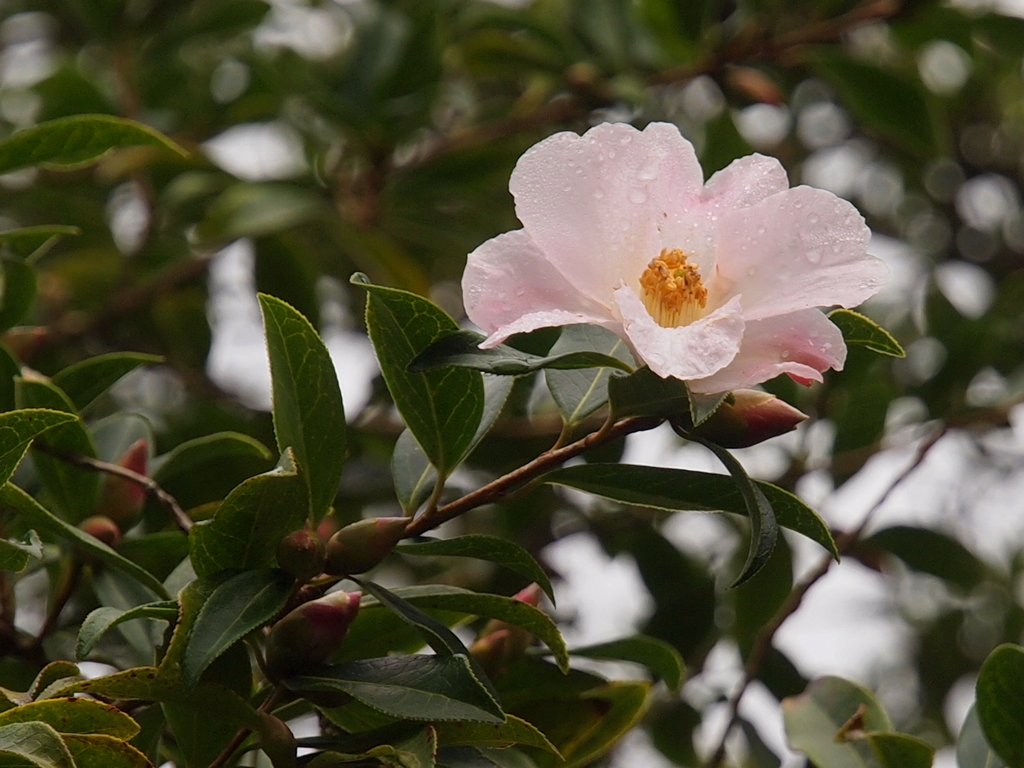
(629, 188, 648, 204)
(515, 287, 526, 297)
(794, 201, 803, 209)
(807, 249, 822, 264)
(562, 184, 571, 192)
(746, 266, 757, 276)
(638, 159, 659, 181)
(757, 225, 766, 234)
(593, 190, 605, 200)
(808, 213, 819, 224)
(608, 150, 616, 159)
(780, 349, 790, 359)
(620, 134, 632, 144)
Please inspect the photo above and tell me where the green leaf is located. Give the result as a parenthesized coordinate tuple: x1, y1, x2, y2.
(28, 662, 81, 702)
(286, 655, 505, 723)
(306, 726, 439, 768)
(0, 409, 77, 487)
(410, 329, 633, 377)
(0, 343, 18, 413)
(827, 310, 905, 358)
(0, 115, 187, 174)
(958, 704, 1007, 768)
(15, 376, 100, 521)
(0, 226, 81, 259)
(197, 183, 329, 241)
(0, 698, 139, 738)
(396, 535, 554, 604)
(393, 375, 513, 515)
(688, 391, 730, 427)
(437, 746, 539, 768)
(782, 676, 891, 768)
(51, 353, 164, 412)
(182, 569, 293, 688)
(0, 483, 170, 599)
(542, 463, 837, 558)
(62, 734, 151, 768)
(0, 530, 42, 572)
(567, 635, 685, 692)
(977, 644, 1024, 767)
(813, 53, 939, 156)
(434, 715, 559, 754)
(864, 732, 935, 768)
(546, 325, 634, 425)
(259, 294, 347, 523)
(0, 259, 36, 333)
(150, 432, 272, 484)
(0, 721, 74, 768)
(857, 525, 985, 590)
(357, 583, 569, 674)
(76, 602, 179, 660)
(354, 274, 484, 475)
(608, 367, 691, 421)
(51, 668, 260, 730)
(188, 449, 308, 579)
(687, 435, 777, 586)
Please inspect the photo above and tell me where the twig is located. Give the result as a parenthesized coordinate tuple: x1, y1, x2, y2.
(702, 424, 947, 768)
(208, 685, 286, 768)
(403, 416, 660, 538)
(38, 446, 193, 533)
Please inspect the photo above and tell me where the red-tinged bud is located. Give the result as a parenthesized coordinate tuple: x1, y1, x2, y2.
(687, 390, 807, 448)
(78, 515, 121, 548)
(257, 713, 297, 768)
(97, 438, 149, 527)
(324, 517, 407, 575)
(265, 590, 361, 680)
(511, 583, 543, 607)
(469, 628, 514, 679)
(276, 529, 325, 583)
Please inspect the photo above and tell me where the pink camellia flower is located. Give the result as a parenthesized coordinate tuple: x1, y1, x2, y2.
(461, 122, 889, 393)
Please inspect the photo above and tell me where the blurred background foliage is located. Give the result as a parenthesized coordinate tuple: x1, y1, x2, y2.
(1, 0, 1024, 765)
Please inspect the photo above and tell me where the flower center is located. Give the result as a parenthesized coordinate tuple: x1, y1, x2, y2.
(638, 248, 707, 328)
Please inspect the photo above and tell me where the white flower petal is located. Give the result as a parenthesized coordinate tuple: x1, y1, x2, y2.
(478, 310, 621, 349)
(462, 229, 614, 346)
(689, 309, 846, 393)
(702, 153, 790, 211)
(614, 286, 745, 380)
(713, 186, 888, 321)
(510, 122, 704, 304)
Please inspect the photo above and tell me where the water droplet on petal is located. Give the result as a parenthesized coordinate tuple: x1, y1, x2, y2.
(629, 188, 648, 204)
(638, 159, 659, 181)
(794, 201, 803, 209)
(809, 213, 819, 224)
(608, 150, 616, 159)
(746, 266, 757, 276)
(757, 225, 766, 234)
(594, 190, 605, 200)
(780, 350, 790, 359)
(515, 287, 526, 297)
(807, 249, 822, 264)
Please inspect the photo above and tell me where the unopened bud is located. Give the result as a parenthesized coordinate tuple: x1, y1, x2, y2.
(265, 590, 361, 680)
(78, 515, 121, 548)
(97, 438, 149, 526)
(324, 517, 407, 575)
(276, 530, 325, 583)
(257, 713, 297, 768)
(687, 390, 807, 448)
(473, 584, 544, 677)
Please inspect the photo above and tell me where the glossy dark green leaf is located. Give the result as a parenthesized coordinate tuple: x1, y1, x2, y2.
(977, 644, 1024, 767)
(306, 726, 439, 768)
(828, 310, 905, 358)
(0, 343, 17, 413)
(544, 325, 634, 424)
(396, 534, 554, 603)
(286, 655, 505, 723)
(182, 569, 293, 688)
(0, 409, 77, 487)
(689, 435, 777, 586)
(858, 526, 985, 590)
(0, 259, 36, 333)
(608, 366, 691, 421)
(434, 715, 559, 754)
(437, 745, 539, 768)
(150, 432, 272, 484)
(0, 530, 42, 572)
(410, 329, 633, 377)
(15, 376, 99, 521)
(0, 721, 74, 768)
(393, 375, 512, 514)
(188, 450, 308, 579)
(865, 732, 935, 768)
(28, 662, 82, 701)
(0, 483, 169, 599)
(813, 53, 938, 156)
(260, 293, 347, 523)
(958, 704, 1008, 768)
(76, 602, 178, 660)
(782, 676, 891, 768)
(0, 226, 81, 259)
(543, 463, 836, 558)
(62, 734, 151, 768)
(688, 391, 730, 427)
(0, 114, 187, 174)
(0, 698, 139, 738)
(51, 353, 163, 412)
(197, 183, 329, 242)
(567, 635, 685, 692)
(354, 274, 484, 475)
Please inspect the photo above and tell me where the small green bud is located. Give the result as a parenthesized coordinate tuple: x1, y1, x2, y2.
(276, 529, 325, 583)
(265, 590, 361, 680)
(687, 390, 807, 448)
(324, 517, 407, 575)
(257, 713, 297, 768)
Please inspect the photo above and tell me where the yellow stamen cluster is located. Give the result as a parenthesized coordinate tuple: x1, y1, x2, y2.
(639, 248, 708, 328)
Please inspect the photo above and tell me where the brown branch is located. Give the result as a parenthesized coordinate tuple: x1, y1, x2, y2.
(38, 446, 193, 533)
(403, 416, 661, 538)
(702, 423, 947, 768)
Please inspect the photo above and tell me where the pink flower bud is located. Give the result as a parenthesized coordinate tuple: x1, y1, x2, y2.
(276, 529, 325, 583)
(257, 712, 297, 768)
(689, 390, 807, 448)
(265, 590, 361, 680)
(324, 517, 407, 575)
(98, 438, 149, 526)
(78, 515, 121, 548)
